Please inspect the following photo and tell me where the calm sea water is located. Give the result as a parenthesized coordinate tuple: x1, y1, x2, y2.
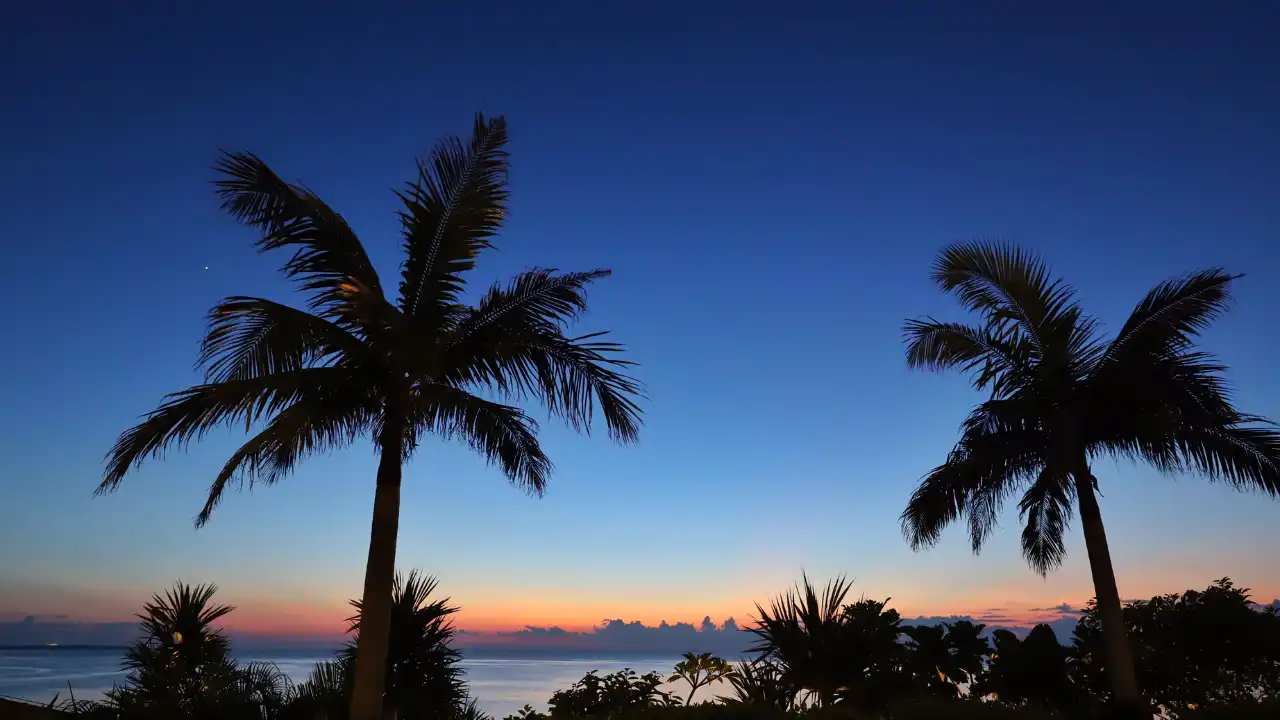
(0, 648, 692, 717)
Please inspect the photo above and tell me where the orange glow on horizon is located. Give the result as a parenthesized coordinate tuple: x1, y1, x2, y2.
(14, 579, 1279, 637)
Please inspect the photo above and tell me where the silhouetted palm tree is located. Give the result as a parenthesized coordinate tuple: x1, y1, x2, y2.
(341, 570, 471, 719)
(747, 575, 908, 711)
(900, 242, 1280, 714)
(103, 582, 245, 718)
(747, 574, 854, 707)
(97, 113, 644, 720)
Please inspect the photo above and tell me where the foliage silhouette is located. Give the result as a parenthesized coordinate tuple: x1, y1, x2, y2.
(746, 574, 857, 708)
(505, 668, 677, 720)
(62, 582, 299, 719)
(722, 659, 797, 711)
(281, 660, 351, 720)
(900, 241, 1280, 713)
(97, 113, 644, 720)
(971, 626, 1080, 715)
(1071, 579, 1280, 716)
(901, 620, 990, 698)
(668, 653, 736, 705)
(475, 576, 1280, 720)
(63, 576, 488, 720)
(98, 582, 246, 719)
(339, 570, 472, 719)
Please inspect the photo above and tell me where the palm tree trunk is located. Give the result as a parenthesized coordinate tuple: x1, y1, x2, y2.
(1074, 468, 1143, 715)
(349, 425, 405, 720)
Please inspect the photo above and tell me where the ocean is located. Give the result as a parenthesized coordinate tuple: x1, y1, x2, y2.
(0, 648, 696, 717)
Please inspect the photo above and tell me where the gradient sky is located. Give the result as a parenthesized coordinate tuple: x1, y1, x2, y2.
(2, 2, 1279, 638)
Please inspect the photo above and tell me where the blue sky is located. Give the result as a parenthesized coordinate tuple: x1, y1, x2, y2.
(1, 1, 1278, 634)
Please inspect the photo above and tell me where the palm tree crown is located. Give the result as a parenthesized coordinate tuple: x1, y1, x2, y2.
(96, 112, 642, 524)
(901, 241, 1280, 573)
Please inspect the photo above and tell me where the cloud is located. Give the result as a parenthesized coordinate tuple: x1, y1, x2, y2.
(456, 616, 751, 656)
(0, 617, 137, 646)
(1027, 603, 1085, 614)
(455, 611, 1094, 657)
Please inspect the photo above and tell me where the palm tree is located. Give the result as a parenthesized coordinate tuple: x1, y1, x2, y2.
(96, 113, 644, 720)
(746, 575, 908, 710)
(747, 574, 855, 707)
(104, 582, 245, 718)
(340, 570, 472, 718)
(900, 242, 1280, 714)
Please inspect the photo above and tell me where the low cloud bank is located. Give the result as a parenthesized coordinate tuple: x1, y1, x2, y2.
(453, 610, 1090, 656)
(11, 599, 1274, 655)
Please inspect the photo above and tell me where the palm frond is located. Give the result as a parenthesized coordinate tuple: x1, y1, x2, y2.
(99, 368, 354, 496)
(237, 661, 293, 708)
(454, 268, 608, 338)
(198, 296, 365, 383)
(409, 384, 553, 494)
(137, 582, 234, 640)
(293, 659, 351, 701)
(1089, 349, 1237, 437)
(1122, 420, 1280, 496)
(902, 401, 1047, 553)
(196, 388, 376, 526)
(398, 113, 509, 323)
(442, 268, 644, 442)
(932, 241, 1079, 354)
(747, 573, 853, 656)
(347, 570, 459, 633)
(1086, 344, 1280, 498)
(213, 152, 385, 316)
(903, 318, 1032, 396)
(1101, 269, 1240, 366)
(1017, 469, 1075, 576)
(725, 659, 796, 709)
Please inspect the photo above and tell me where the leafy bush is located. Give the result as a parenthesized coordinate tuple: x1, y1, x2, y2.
(502, 669, 676, 720)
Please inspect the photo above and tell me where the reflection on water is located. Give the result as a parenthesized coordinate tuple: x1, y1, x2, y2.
(0, 649, 719, 717)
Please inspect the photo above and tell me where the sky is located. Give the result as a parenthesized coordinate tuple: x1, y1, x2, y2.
(2, 2, 1279, 645)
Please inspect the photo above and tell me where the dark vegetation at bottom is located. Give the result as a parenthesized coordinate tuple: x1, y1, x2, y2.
(43, 574, 1280, 719)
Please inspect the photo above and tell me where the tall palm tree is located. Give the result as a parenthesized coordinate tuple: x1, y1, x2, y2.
(900, 242, 1280, 715)
(96, 113, 644, 720)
